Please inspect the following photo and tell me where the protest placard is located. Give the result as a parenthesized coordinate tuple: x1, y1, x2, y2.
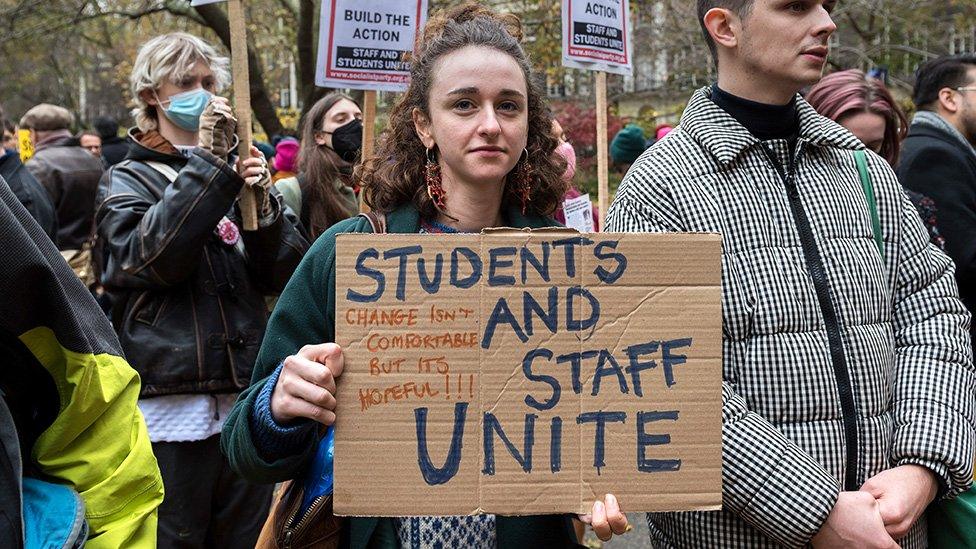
(563, 193, 595, 233)
(561, 1, 633, 231)
(17, 129, 33, 163)
(315, 0, 429, 92)
(561, 0, 633, 76)
(333, 230, 723, 516)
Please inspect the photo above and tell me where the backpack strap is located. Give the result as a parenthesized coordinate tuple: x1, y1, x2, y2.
(142, 159, 246, 257)
(854, 150, 884, 261)
(358, 211, 387, 234)
(142, 160, 179, 183)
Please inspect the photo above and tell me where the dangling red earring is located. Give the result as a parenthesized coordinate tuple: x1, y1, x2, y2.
(425, 147, 447, 211)
(514, 148, 532, 214)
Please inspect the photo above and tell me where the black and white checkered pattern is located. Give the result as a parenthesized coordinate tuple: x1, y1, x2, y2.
(606, 87, 976, 548)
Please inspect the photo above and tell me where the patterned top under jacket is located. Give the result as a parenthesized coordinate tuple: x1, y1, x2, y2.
(606, 87, 976, 549)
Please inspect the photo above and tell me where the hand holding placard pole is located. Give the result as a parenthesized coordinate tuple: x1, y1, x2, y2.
(227, 0, 259, 230)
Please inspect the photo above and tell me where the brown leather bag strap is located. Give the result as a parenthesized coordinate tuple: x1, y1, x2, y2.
(359, 211, 387, 234)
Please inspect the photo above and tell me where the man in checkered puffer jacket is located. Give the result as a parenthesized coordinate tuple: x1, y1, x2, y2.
(606, 2, 976, 547)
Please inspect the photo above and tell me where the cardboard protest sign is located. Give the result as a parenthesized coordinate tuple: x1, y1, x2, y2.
(562, 0, 633, 76)
(315, 0, 429, 92)
(333, 230, 723, 516)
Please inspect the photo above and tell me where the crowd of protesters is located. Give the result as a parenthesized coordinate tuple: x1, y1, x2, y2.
(3, 0, 976, 548)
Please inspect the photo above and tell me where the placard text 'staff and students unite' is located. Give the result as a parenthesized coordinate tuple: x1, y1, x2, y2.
(607, 0, 975, 548)
(221, 4, 629, 547)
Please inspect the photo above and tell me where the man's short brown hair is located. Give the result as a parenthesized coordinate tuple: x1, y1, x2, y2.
(19, 104, 74, 132)
(697, 0, 755, 62)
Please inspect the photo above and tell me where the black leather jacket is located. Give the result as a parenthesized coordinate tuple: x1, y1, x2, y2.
(95, 131, 309, 396)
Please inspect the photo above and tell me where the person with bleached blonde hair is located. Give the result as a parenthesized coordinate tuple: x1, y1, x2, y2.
(129, 32, 230, 134)
(94, 32, 308, 548)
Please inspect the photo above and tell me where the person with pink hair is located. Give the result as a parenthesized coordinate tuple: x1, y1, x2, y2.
(807, 69, 908, 166)
(808, 69, 944, 249)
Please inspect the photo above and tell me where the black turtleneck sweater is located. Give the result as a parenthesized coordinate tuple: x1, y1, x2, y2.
(710, 84, 800, 143)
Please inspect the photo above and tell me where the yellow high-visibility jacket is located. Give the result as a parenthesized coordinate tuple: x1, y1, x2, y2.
(0, 175, 163, 548)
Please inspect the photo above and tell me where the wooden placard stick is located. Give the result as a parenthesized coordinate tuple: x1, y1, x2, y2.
(359, 89, 377, 213)
(595, 71, 609, 230)
(227, 0, 259, 230)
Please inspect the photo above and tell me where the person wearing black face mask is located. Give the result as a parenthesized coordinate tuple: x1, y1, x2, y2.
(325, 117, 364, 163)
(275, 93, 362, 241)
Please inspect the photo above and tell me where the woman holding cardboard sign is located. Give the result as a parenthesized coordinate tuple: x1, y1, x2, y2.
(222, 4, 629, 548)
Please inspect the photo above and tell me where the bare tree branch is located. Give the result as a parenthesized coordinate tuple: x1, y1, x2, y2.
(297, 0, 327, 119)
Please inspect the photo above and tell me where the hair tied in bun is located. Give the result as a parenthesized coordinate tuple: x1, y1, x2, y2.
(415, 2, 524, 56)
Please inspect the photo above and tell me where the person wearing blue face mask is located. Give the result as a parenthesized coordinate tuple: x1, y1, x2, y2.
(156, 87, 214, 132)
(94, 32, 309, 548)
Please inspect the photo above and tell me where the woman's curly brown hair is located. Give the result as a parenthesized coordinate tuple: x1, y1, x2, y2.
(357, 2, 567, 219)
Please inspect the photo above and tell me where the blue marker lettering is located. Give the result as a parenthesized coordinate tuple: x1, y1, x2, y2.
(482, 412, 537, 474)
(523, 287, 558, 337)
(593, 240, 627, 284)
(520, 242, 551, 283)
(450, 247, 482, 289)
(557, 350, 600, 395)
(522, 348, 560, 411)
(577, 411, 626, 475)
(567, 286, 600, 333)
(550, 416, 562, 473)
(346, 248, 385, 303)
(488, 246, 517, 286)
(481, 297, 528, 349)
(552, 236, 594, 278)
(591, 349, 629, 396)
(415, 402, 468, 485)
(636, 411, 681, 473)
(624, 340, 660, 397)
(417, 253, 444, 294)
(383, 245, 423, 301)
(662, 338, 692, 387)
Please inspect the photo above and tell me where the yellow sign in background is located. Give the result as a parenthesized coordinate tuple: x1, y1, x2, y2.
(17, 129, 33, 162)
